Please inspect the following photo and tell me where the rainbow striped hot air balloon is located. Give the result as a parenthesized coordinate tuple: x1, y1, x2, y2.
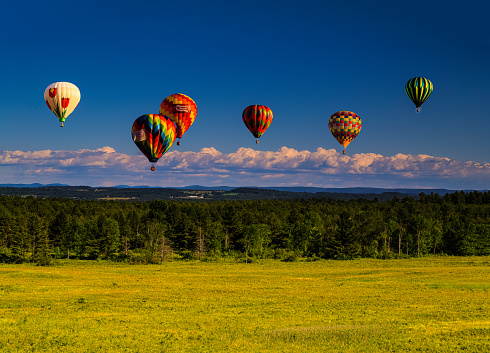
(131, 114, 176, 171)
(159, 93, 197, 145)
(242, 105, 273, 144)
(405, 77, 433, 112)
(44, 82, 81, 127)
(328, 111, 362, 154)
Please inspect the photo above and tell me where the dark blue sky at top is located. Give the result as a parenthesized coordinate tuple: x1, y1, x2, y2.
(1, 0, 489, 165)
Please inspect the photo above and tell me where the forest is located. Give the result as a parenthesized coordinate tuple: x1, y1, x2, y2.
(0, 190, 489, 264)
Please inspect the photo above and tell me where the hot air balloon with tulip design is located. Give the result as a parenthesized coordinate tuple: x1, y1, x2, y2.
(44, 82, 80, 127)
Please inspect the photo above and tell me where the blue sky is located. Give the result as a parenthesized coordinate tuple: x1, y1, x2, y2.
(0, 0, 489, 189)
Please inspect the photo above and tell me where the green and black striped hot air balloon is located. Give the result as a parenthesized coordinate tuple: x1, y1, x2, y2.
(405, 77, 433, 112)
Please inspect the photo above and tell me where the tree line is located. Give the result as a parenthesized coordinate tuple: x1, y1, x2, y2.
(0, 191, 489, 264)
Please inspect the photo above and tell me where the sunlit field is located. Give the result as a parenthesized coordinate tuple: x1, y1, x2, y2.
(0, 257, 489, 352)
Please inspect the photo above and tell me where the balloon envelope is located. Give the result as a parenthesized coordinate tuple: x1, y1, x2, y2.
(159, 93, 197, 139)
(242, 105, 273, 141)
(405, 77, 433, 111)
(131, 114, 176, 164)
(328, 111, 362, 152)
(44, 82, 81, 126)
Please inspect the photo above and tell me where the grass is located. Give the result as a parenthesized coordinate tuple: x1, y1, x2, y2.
(0, 257, 489, 352)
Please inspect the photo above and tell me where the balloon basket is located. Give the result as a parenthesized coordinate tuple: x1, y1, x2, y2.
(177, 140, 181, 146)
(151, 164, 155, 171)
(256, 139, 259, 144)
(343, 150, 346, 154)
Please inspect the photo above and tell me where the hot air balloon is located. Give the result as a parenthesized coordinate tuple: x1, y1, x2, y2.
(405, 77, 433, 112)
(328, 111, 362, 154)
(131, 114, 176, 171)
(159, 93, 197, 145)
(44, 82, 81, 127)
(242, 105, 273, 144)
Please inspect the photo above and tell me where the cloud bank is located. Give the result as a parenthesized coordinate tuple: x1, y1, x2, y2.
(0, 146, 489, 190)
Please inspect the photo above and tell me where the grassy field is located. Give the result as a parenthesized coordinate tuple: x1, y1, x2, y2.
(0, 257, 489, 352)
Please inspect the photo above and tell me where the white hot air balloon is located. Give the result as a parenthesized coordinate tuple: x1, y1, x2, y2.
(44, 82, 81, 127)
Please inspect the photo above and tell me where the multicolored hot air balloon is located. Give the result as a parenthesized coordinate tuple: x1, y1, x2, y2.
(159, 93, 197, 145)
(131, 114, 176, 171)
(242, 105, 273, 144)
(405, 77, 433, 112)
(44, 82, 81, 127)
(328, 111, 362, 154)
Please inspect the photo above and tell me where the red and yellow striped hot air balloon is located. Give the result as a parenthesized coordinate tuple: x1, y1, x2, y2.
(159, 93, 197, 145)
(242, 105, 273, 144)
(328, 111, 362, 154)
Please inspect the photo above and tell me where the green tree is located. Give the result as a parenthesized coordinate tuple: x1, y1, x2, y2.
(408, 211, 430, 257)
(10, 218, 30, 262)
(0, 207, 14, 252)
(336, 209, 361, 259)
(143, 220, 167, 263)
(319, 212, 342, 259)
(48, 212, 72, 258)
(243, 224, 271, 262)
(97, 215, 121, 258)
(30, 214, 51, 264)
(204, 220, 225, 255)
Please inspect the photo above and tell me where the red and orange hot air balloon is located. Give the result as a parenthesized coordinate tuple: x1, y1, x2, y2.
(328, 111, 362, 154)
(242, 105, 273, 144)
(159, 93, 197, 145)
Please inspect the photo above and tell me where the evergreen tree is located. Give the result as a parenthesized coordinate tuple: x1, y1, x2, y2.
(10, 219, 30, 262)
(30, 214, 51, 264)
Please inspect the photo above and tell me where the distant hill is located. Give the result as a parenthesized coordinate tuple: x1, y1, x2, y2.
(0, 183, 70, 188)
(0, 184, 477, 202)
(181, 185, 460, 195)
(0, 183, 471, 195)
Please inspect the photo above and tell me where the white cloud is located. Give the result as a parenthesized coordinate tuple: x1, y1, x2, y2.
(0, 146, 489, 189)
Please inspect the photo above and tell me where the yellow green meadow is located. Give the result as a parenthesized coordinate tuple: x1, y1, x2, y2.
(1, 257, 489, 352)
